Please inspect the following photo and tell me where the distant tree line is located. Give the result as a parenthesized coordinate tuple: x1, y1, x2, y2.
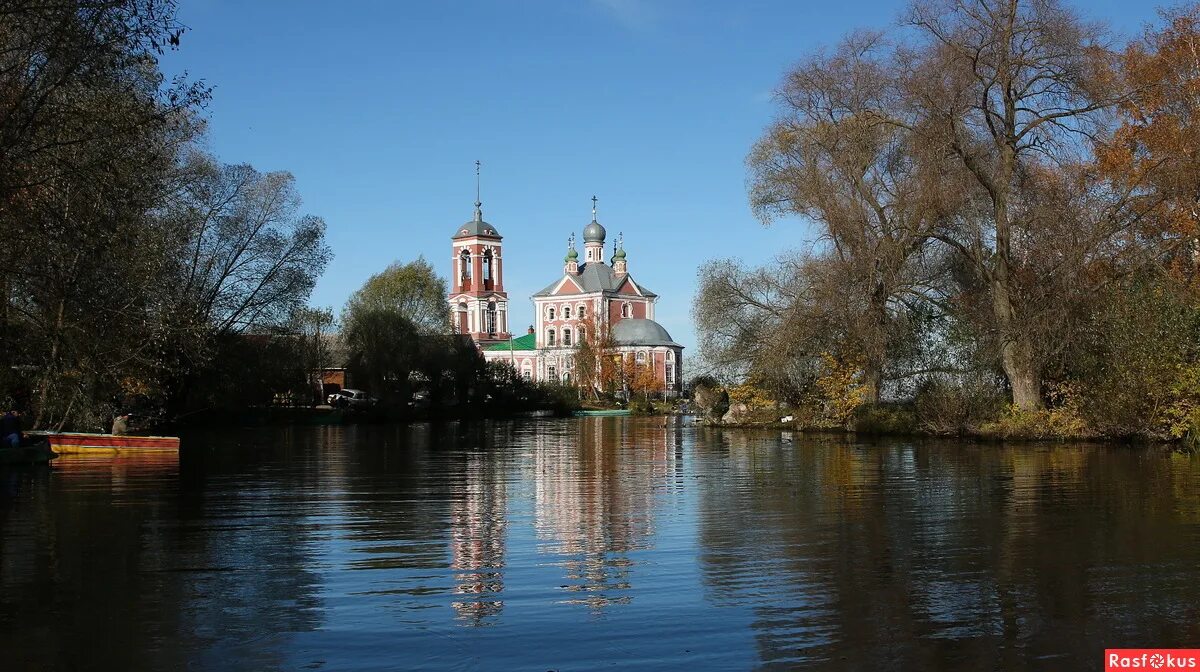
(696, 0, 1200, 441)
(0, 0, 331, 429)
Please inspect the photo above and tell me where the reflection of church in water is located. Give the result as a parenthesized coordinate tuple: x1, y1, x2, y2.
(446, 418, 685, 621)
(446, 174, 683, 394)
(530, 419, 684, 610)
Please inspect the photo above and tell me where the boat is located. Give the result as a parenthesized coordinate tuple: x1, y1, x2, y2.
(572, 409, 632, 417)
(35, 432, 180, 455)
(0, 438, 57, 465)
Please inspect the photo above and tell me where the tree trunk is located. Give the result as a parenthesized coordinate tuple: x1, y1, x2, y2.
(862, 282, 888, 406)
(862, 363, 882, 407)
(992, 276, 1042, 411)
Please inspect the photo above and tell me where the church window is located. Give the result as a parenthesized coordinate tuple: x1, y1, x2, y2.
(622, 303, 631, 318)
(548, 364, 557, 379)
(667, 350, 675, 362)
(666, 363, 675, 385)
(548, 307, 555, 321)
(548, 329, 556, 346)
(579, 304, 587, 319)
(459, 249, 471, 280)
(564, 306, 571, 319)
(483, 249, 494, 285)
(563, 328, 572, 346)
(486, 301, 497, 334)
(579, 327, 586, 343)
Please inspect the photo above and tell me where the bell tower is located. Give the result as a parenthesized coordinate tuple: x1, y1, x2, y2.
(448, 161, 510, 346)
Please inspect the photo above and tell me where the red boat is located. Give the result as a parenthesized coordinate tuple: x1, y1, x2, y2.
(37, 432, 180, 454)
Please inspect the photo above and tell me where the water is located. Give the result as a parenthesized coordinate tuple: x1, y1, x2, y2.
(2, 417, 1199, 670)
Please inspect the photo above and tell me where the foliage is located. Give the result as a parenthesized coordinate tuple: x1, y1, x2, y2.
(913, 375, 1007, 435)
(343, 308, 420, 404)
(692, 0, 1200, 442)
(852, 404, 918, 436)
(812, 352, 867, 428)
(978, 384, 1092, 440)
(625, 354, 663, 401)
(1165, 363, 1200, 448)
(1061, 276, 1200, 438)
(0, 0, 337, 430)
(572, 315, 618, 397)
(690, 375, 730, 422)
(343, 258, 448, 336)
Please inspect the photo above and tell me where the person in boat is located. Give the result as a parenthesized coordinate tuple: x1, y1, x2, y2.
(1, 409, 23, 449)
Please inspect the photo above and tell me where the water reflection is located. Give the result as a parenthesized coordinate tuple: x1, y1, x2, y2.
(449, 445, 507, 624)
(694, 434, 1200, 670)
(528, 418, 682, 611)
(1, 420, 1199, 670)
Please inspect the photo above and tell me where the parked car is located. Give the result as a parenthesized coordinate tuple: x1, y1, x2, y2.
(327, 389, 376, 409)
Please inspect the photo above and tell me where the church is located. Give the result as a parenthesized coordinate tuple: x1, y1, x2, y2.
(447, 193, 683, 395)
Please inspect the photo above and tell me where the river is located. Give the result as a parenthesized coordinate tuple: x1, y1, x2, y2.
(1, 417, 1198, 670)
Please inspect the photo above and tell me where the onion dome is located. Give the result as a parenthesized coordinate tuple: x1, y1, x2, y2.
(583, 218, 606, 244)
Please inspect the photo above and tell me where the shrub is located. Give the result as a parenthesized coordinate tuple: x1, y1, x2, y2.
(690, 375, 730, 421)
(629, 397, 654, 415)
(914, 375, 1006, 435)
(853, 403, 918, 435)
(978, 384, 1092, 440)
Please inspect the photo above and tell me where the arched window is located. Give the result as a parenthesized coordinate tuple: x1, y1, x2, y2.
(547, 329, 556, 346)
(459, 249, 471, 281)
(548, 364, 557, 379)
(578, 304, 587, 319)
(666, 350, 675, 362)
(548, 307, 556, 321)
(564, 306, 571, 319)
(622, 303, 631, 318)
(486, 301, 497, 334)
(456, 302, 468, 333)
(482, 249, 494, 287)
(563, 328, 572, 346)
(579, 327, 586, 343)
(636, 351, 647, 365)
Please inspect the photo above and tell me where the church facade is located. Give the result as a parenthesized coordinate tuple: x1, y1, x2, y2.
(448, 198, 683, 395)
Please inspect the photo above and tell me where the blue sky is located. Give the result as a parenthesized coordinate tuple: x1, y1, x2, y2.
(160, 0, 1162, 353)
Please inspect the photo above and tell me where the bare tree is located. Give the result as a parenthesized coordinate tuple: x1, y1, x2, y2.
(162, 150, 332, 339)
(895, 0, 1128, 409)
(749, 32, 958, 403)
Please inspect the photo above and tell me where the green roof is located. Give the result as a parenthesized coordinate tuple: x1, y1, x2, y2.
(484, 333, 536, 351)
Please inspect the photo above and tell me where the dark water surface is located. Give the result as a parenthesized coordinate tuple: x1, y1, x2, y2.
(2, 418, 1199, 670)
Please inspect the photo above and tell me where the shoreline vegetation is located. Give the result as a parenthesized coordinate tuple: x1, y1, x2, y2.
(689, 377, 1185, 447)
(691, 1, 1200, 451)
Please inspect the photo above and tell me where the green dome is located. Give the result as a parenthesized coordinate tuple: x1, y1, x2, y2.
(613, 246, 626, 261)
(565, 247, 579, 262)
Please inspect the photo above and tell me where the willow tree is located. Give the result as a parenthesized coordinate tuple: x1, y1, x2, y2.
(894, 0, 1131, 409)
(748, 32, 957, 404)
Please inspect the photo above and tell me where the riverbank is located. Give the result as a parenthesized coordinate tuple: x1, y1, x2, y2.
(702, 401, 1191, 449)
